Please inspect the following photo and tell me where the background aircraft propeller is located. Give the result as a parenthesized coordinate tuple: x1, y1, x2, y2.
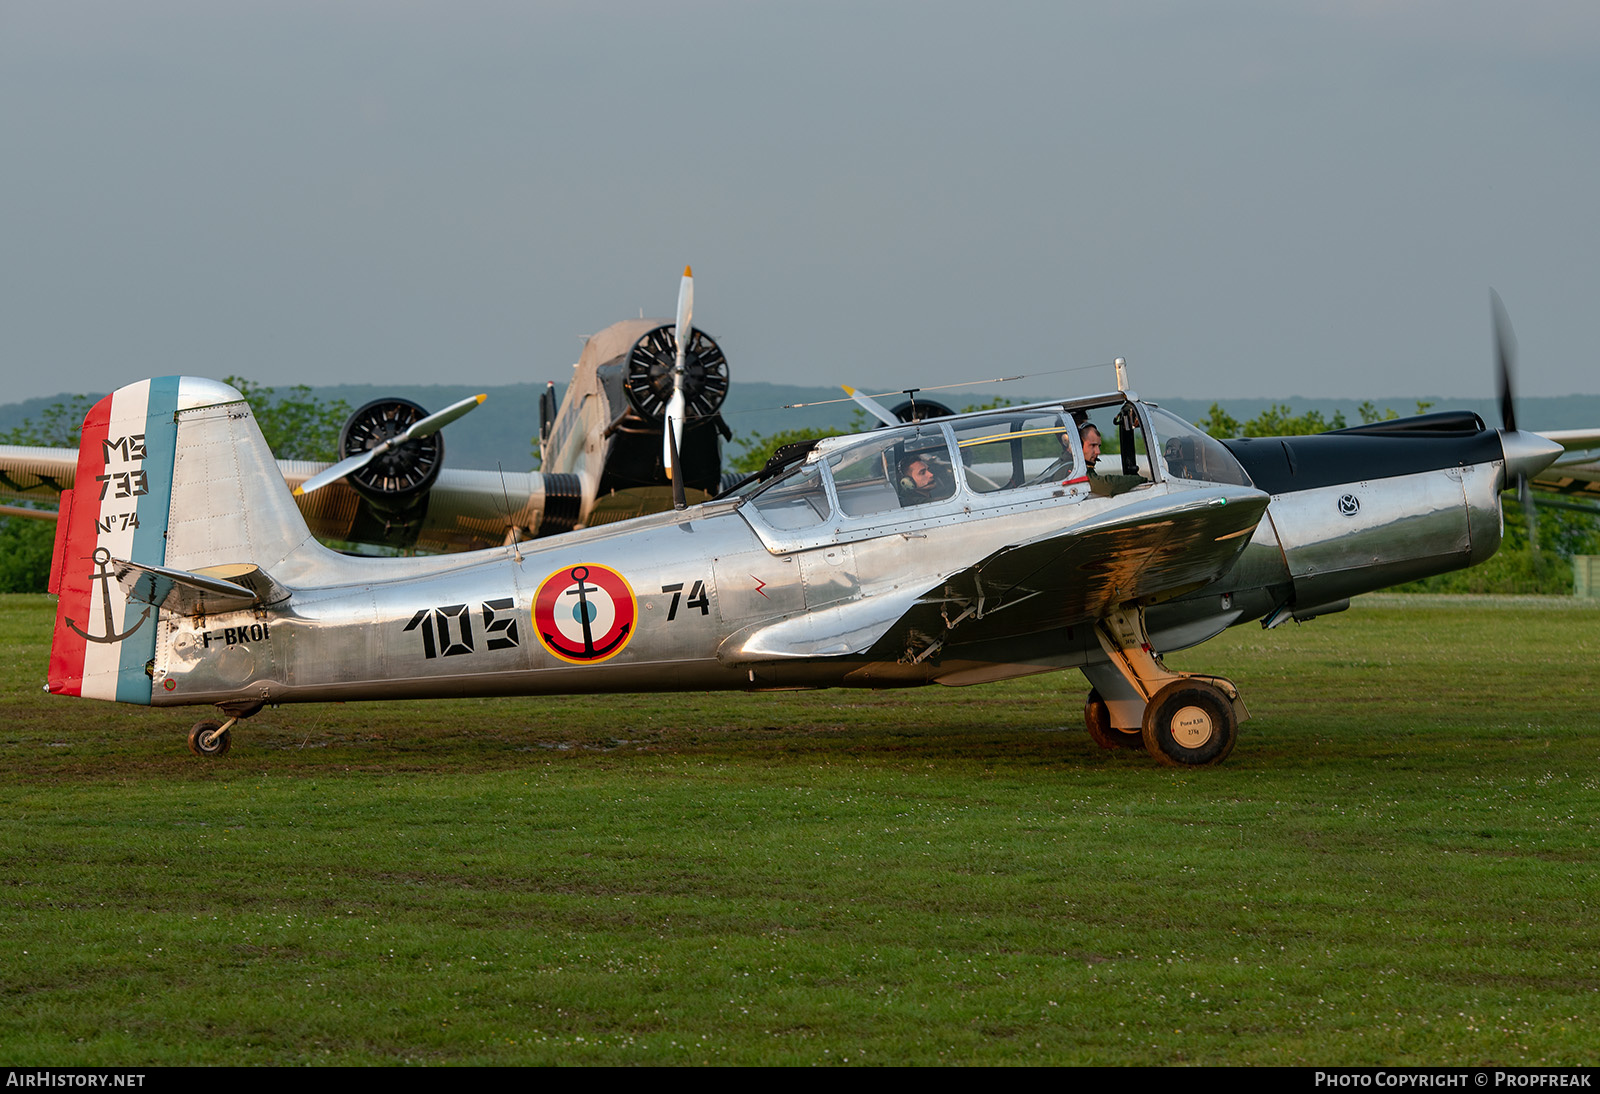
(295, 393, 486, 498)
(663, 266, 693, 481)
(842, 386, 958, 427)
(842, 385, 902, 427)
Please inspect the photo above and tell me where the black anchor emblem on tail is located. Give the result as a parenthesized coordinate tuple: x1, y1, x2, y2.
(65, 547, 150, 644)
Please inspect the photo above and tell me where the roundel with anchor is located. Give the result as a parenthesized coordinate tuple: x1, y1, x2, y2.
(533, 563, 638, 664)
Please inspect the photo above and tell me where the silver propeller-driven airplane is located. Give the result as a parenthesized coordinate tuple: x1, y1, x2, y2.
(1, 268, 733, 553)
(42, 334, 1564, 765)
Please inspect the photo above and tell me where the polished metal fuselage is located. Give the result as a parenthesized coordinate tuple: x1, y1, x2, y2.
(140, 391, 1523, 713)
(147, 486, 1112, 707)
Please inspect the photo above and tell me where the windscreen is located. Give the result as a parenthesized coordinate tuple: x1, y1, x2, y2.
(1147, 406, 1255, 487)
(747, 461, 832, 529)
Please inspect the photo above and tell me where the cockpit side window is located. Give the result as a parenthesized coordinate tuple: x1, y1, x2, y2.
(1069, 403, 1156, 496)
(825, 427, 955, 517)
(953, 412, 1081, 493)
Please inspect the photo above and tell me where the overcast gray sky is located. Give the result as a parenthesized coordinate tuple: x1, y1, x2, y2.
(3, 1, 1598, 406)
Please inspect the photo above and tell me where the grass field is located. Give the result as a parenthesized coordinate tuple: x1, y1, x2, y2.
(1, 593, 1597, 1065)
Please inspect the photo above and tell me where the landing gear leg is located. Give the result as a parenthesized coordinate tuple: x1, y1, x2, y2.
(188, 718, 235, 757)
(1084, 605, 1247, 767)
(185, 699, 264, 758)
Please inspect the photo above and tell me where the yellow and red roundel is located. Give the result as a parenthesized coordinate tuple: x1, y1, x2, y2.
(532, 563, 637, 664)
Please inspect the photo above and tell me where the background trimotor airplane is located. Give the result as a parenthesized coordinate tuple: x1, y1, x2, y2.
(37, 300, 1570, 766)
(0, 268, 734, 554)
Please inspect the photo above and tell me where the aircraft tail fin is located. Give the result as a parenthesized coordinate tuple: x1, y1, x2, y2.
(47, 377, 321, 703)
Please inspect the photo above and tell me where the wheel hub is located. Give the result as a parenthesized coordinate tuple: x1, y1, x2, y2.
(1171, 705, 1214, 748)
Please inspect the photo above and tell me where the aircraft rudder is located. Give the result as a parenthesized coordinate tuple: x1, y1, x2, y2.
(47, 377, 185, 703)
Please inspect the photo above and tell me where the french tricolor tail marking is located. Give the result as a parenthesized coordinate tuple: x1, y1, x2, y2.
(47, 377, 180, 704)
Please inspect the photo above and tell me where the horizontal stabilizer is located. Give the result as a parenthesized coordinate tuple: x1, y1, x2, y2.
(114, 559, 289, 616)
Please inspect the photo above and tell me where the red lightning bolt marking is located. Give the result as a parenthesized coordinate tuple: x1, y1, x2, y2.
(751, 575, 769, 599)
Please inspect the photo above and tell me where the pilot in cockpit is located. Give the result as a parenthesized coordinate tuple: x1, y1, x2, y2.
(897, 453, 953, 506)
(1081, 423, 1144, 497)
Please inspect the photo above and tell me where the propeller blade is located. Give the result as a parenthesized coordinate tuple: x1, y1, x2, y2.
(664, 265, 694, 480)
(1491, 288, 1517, 435)
(663, 385, 686, 481)
(667, 415, 687, 511)
(841, 385, 902, 428)
(1488, 291, 1555, 558)
(675, 265, 694, 358)
(294, 393, 485, 497)
(400, 393, 487, 442)
(295, 451, 378, 497)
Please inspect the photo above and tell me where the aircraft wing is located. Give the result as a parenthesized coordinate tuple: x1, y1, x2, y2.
(1541, 428, 1600, 451)
(721, 485, 1269, 664)
(885, 486, 1271, 650)
(1533, 429, 1600, 505)
(0, 444, 566, 553)
(0, 444, 77, 515)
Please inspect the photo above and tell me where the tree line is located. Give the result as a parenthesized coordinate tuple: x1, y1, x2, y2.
(1, 389, 1591, 595)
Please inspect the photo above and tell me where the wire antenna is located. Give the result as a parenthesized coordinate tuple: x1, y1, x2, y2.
(497, 462, 524, 563)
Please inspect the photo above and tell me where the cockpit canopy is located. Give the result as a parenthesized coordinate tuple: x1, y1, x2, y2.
(733, 398, 1251, 538)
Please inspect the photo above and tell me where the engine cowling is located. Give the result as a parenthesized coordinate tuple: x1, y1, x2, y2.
(622, 325, 730, 422)
(336, 397, 444, 511)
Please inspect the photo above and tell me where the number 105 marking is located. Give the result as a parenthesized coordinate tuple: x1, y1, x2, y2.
(404, 598, 520, 659)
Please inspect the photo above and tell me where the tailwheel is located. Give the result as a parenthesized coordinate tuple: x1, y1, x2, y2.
(1084, 689, 1142, 750)
(188, 719, 233, 758)
(1141, 679, 1238, 767)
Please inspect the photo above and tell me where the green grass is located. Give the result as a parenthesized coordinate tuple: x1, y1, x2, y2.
(1, 593, 1598, 1065)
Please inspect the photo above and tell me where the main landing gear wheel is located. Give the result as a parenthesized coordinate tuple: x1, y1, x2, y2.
(1084, 689, 1142, 750)
(1141, 680, 1238, 767)
(188, 720, 231, 758)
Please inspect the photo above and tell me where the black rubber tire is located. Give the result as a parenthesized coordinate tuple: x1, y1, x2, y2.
(1084, 689, 1142, 750)
(1140, 680, 1238, 767)
(188, 720, 231, 758)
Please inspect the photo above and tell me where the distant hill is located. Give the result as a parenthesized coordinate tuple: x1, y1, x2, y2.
(5, 383, 1599, 471)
